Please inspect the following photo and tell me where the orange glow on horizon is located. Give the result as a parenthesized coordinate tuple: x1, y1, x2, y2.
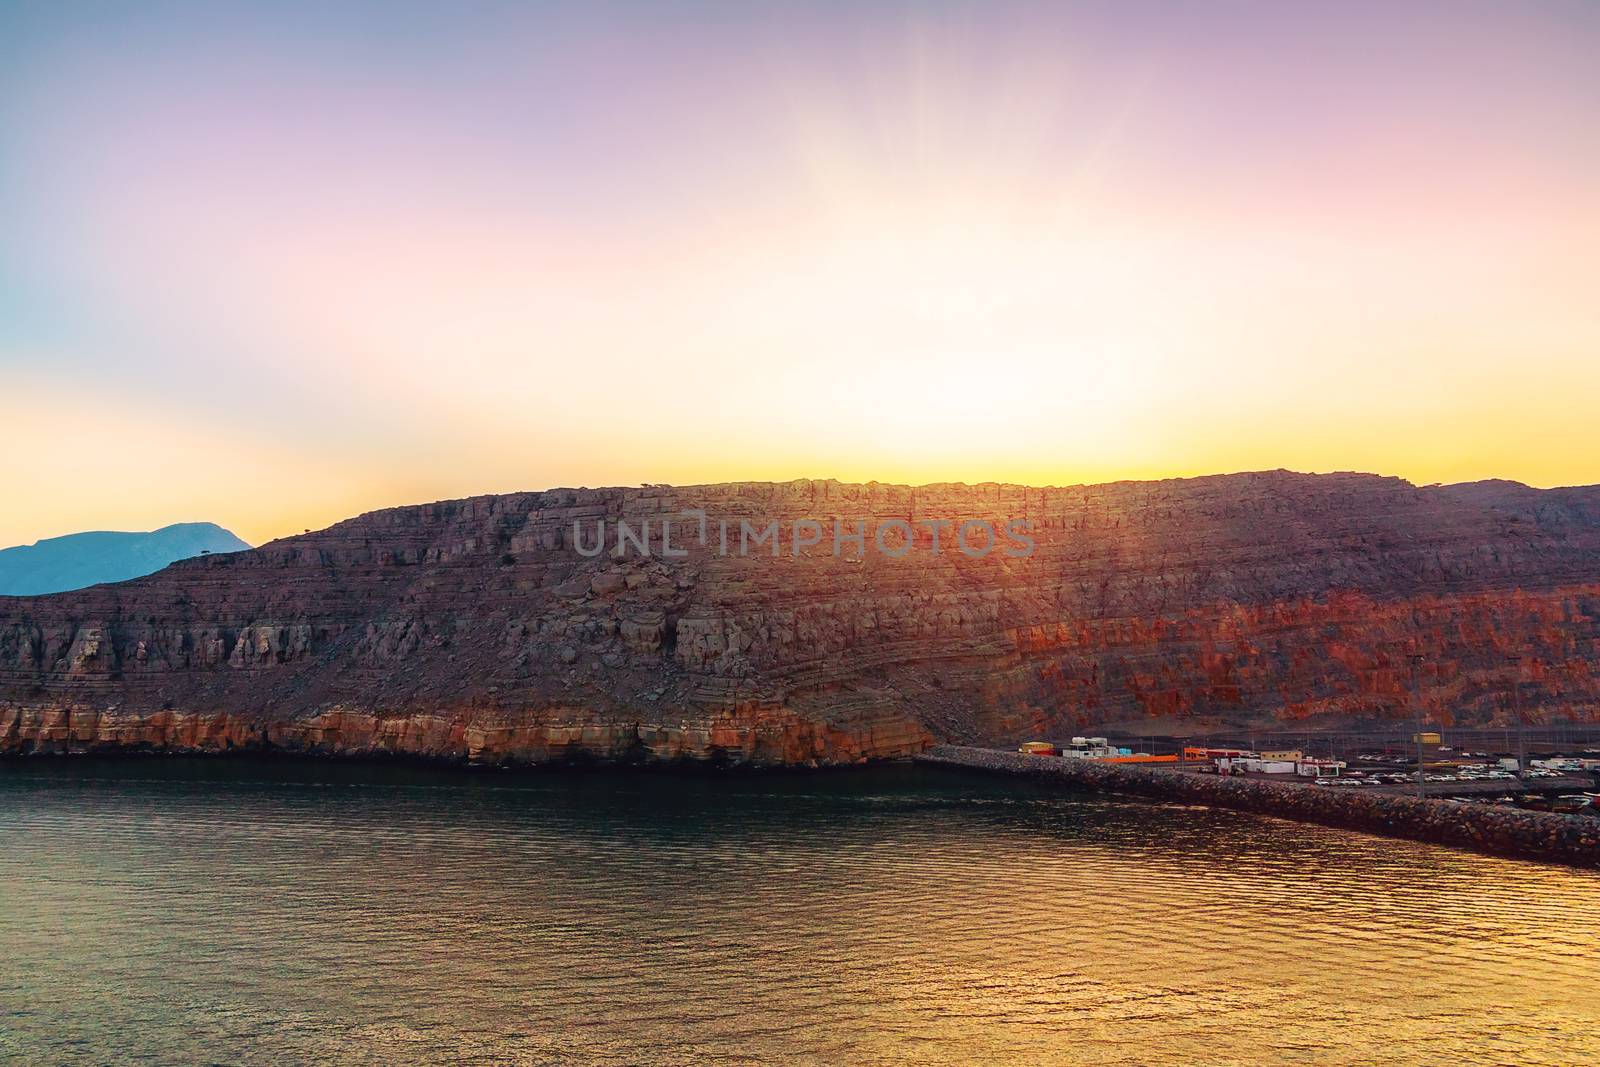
(3, 3, 1598, 548)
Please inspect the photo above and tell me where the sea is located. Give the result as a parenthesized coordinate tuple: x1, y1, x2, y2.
(2, 758, 1597, 1065)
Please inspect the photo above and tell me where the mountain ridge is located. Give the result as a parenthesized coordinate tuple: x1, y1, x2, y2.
(0, 522, 251, 597)
(2, 470, 1598, 764)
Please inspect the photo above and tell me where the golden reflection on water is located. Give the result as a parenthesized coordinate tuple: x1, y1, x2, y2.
(1, 761, 1596, 1065)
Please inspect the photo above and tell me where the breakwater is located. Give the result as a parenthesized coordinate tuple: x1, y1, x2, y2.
(919, 746, 1600, 868)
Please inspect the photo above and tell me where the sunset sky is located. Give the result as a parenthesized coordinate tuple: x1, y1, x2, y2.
(2, 0, 1598, 548)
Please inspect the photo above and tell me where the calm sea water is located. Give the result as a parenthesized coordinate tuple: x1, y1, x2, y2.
(1, 759, 1597, 1066)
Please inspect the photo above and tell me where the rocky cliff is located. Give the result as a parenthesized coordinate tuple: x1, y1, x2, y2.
(3, 471, 1599, 765)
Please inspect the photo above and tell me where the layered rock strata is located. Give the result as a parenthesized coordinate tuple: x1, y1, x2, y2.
(2, 471, 1599, 765)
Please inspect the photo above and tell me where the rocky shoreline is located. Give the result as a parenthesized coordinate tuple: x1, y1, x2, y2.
(918, 745, 1600, 868)
(0, 704, 930, 767)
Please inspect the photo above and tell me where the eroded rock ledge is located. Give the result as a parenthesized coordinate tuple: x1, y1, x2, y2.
(0, 705, 930, 767)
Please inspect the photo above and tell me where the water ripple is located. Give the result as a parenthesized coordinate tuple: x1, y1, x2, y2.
(1, 759, 1597, 1065)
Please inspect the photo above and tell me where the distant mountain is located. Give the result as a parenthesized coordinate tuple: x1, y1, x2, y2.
(0, 523, 251, 596)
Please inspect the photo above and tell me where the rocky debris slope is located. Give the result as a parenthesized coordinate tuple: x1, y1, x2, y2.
(1, 471, 1598, 765)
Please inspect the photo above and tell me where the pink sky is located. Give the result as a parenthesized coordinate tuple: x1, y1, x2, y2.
(2, 1, 1597, 546)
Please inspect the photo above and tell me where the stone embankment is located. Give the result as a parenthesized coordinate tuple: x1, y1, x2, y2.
(919, 746, 1600, 868)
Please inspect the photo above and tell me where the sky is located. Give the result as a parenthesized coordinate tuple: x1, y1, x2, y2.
(2, 0, 1598, 548)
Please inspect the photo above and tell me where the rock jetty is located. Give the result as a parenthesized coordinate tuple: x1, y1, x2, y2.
(919, 746, 1600, 868)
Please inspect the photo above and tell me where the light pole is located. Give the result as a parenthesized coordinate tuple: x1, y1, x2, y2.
(1509, 654, 1526, 777)
(1410, 653, 1427, 799)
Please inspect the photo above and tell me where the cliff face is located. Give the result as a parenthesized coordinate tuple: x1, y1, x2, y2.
(2, 471, 1599, 765)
